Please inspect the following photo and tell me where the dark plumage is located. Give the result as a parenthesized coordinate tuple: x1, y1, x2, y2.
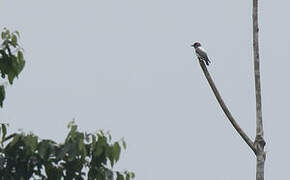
(191, 42, 211, 66)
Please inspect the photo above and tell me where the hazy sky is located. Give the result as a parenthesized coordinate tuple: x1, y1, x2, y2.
(1, 0, 290, 179)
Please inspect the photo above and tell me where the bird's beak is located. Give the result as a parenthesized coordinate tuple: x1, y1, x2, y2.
(190, 44, 194, 47)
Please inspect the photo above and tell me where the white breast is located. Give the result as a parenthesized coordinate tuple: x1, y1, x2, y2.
(198, 47, 207, 53)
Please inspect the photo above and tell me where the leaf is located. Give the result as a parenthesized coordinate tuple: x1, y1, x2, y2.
(94, 143, 103, 157)
(1, 124, 7, 144)
(107, 146, 115, 167)
(14, 30, 20, 37)
(38, 142, 47, 159)
(38, 140, 54, 159)
(78, 136, 87, 156)
(116, 172, 124, 180)
(45, 162, 63, 179)
(2, 133, 16, 143)
(5, 29, 10, 39)
(1, 31, 4, 39)
(11, 34, 17, 47)
(130, 172, 135, 179)
(108, 133, 112, 142)
(0, 85, 5, 107)
(126, 173, 130, 180)
(57, 143, 72, 160)
(113, 142, 121, 162)
(17, 51, 24, 61)
(67, 120, 75, 129)
(65, 122, 78, 143)
(1, 29, 10, 40)
(7, 69, 16, 85)
(122, 139, 127, 150)
(8, 134, 20, 147)
(125, 171, 135, 180)
(67, 143, 78, 161)
(23, 134, 38, 155)
(16, 51, 25, 74)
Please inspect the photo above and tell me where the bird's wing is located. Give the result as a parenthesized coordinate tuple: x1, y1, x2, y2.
(195, 47, 209, 60)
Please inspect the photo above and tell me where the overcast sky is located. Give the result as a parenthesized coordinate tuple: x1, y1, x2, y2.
(1, 0, 290, 179)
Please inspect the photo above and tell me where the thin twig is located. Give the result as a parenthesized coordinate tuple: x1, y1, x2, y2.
(198, 59, 257, 154)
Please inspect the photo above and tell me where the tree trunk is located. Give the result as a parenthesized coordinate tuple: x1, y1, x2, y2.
(252, 0, 266, 180)
(196, 0, 266, 179)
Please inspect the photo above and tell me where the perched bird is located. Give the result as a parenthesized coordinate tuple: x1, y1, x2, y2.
(191, 42, 211, 66)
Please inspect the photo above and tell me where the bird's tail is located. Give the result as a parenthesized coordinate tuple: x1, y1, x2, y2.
(205, 59, 210, 66)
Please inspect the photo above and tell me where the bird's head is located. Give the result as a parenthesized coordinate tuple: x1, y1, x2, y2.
(191, 42, 201, 48)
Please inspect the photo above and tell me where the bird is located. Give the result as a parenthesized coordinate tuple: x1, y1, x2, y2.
(191, 42, 211, 66)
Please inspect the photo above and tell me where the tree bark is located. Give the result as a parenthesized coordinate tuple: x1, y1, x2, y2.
(252, 0, 266, 180)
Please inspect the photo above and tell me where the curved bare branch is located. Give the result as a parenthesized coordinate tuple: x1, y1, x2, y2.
(198, 59, 257, 154)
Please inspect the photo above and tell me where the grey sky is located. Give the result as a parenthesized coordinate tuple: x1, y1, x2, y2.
(0, 0, 289, 179)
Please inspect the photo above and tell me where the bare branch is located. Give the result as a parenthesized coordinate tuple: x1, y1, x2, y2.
(252, 0, 266, 179)
(198, 59, 257, 154)
(253, 0, 264, 138)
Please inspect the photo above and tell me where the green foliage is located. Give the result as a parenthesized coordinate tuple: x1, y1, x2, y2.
(0, 28, 25, 107)
(0, 85, 4, 108)
(0, 29, 134, 179)
(0, 122, 134, 180)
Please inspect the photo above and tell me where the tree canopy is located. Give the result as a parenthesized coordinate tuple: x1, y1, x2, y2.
(0, 122, 134, 180)
(0, 28, 134, 180)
